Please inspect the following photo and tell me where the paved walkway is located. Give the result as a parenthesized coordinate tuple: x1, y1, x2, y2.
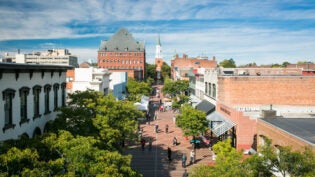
(125, 85, 214, 177)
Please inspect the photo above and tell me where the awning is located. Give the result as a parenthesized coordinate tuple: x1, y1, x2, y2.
(134, 102, 148, 111)
(195, 100, 215, 115)
(206, 111, 236, 137)
(189, 95, 202, 107)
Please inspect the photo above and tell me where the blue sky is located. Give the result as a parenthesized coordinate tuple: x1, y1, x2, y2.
(0, 0, 315, 65)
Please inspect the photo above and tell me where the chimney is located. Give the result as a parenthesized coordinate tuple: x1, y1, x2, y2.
(261, 105, 276, 118)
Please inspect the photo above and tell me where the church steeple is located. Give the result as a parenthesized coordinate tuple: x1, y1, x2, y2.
(157, 34, 161, 46)
(155, 34, 162, 59)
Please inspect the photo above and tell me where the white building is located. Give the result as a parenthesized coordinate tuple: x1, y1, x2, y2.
(3, 49, 78, 67)
(109, 72, 127, 100)
(72, 67, 110, 94)
(0, 63, 71, 141)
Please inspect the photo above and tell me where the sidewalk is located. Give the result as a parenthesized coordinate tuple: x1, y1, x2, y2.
(125, 85, 214, 177)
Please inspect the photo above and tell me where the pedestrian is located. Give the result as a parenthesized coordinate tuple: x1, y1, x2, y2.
(165, 124, 169, 133)
(141, 139, 145, 151)
(154, 112, 157, 120)
(182, 169, 189, 177)
(167, 147, 172, 162)
(182, 153, 187, 168)
(148, 138, 152, 151)
(190, 150, 195, 164)
(154, 124, 158, 133)
(173, 137, 177, 146)
(138, 129, 142, 141)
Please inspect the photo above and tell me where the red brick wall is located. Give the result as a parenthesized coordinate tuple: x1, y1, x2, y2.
(66, 69, 74, 90)
(171, 55, 217, 80)
(257, 119, 315, 153)
(218, 76, 315, 106)
(216, 102, 257, 150)
(97, 51, 145, 78)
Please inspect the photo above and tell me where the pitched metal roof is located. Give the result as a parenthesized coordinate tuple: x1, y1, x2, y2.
(99, 28, 145, 52)
(261, 118, 315, 145)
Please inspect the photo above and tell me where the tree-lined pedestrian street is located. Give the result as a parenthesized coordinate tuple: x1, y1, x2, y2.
(125, 85, 215, 177)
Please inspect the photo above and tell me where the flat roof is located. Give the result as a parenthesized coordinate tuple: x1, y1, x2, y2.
(0, 62, 73, 71)
(261, 118, 315, 145)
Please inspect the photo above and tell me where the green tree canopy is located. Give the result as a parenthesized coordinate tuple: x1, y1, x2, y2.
(126, 77, 152, 102)
(162, 77, 189, 96)
(145, 63, 156, 80)
(176, 104, 209, 137)
(219, 58, 236, 68)
(161, 62, 171, 80)
(93, 94, 143, 151)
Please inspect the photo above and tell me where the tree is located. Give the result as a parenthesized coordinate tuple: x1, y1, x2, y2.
(282, 61, 290, 67)
(46, 90, 101, 136)
(219, 58, 236, 68)
(161, 62, 171, 80)
(126, 77, 151, 102)
(42, 131, 141, 176)
(162, 78, 189, 96)
(93, 94, 143, 151)
(190, 139, 249, 177)
(176, 104, 209, 138)
(259, 138, 315, 177)
(145, 63, 156, 80)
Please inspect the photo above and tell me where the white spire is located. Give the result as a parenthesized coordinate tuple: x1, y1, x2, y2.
(155, 34, 162, 59)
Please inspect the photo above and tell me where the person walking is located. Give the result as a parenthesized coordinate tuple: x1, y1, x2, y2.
(154, 124, 159, 133)
(141, 139, 146, 151)
(167, 147, 172, 162)
(182, 153, 187, 168)
(182, 169, 189, 177)
(165, 124, 169, 133)
(190, 150, 195, 164)
(148, 138, 152, 151)
(173, 137, 177, 146)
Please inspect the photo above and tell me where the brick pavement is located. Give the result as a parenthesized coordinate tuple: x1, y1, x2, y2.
(125, 85, 215, 177)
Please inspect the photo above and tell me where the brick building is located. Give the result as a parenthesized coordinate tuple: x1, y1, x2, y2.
(171, 54, 217, 80)
(286, 63, 315, 76)
(213, 69, 315, 151)
(97, 29, 145, 81)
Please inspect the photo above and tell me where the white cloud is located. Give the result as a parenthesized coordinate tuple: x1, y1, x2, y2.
(0, 0, 314, 65)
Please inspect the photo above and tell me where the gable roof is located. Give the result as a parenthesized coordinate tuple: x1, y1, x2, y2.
(99, 28, 145, 52)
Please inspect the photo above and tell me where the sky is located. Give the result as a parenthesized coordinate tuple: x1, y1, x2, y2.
(0, 0, 315, 65)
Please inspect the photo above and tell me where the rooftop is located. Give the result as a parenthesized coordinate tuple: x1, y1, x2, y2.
(99, 28, 145, 52)
(260, 118, 315, 146)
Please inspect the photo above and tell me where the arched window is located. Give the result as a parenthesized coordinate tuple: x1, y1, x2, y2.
(212, 84, 216, 98)
(53, 83, 59, 111)
(61, 83, 66, 107)
(32, 85, 42, 119)
(2, 88, 16, 131)
(19, 87, 30, 124)
(44, 84, 52, 114)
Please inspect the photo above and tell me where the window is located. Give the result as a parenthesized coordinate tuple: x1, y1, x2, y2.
(3, 88, 16, 131)
(61, 83, 66, 107)
(205, 82, 208, 95)
(212, 84, 216, 98)
(33, 85, 42, 119)
(53, 83, 59, 111)
(19, 87, 30, 124)
(208, 83, 211, 96)
(44, 84, 51, 114)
